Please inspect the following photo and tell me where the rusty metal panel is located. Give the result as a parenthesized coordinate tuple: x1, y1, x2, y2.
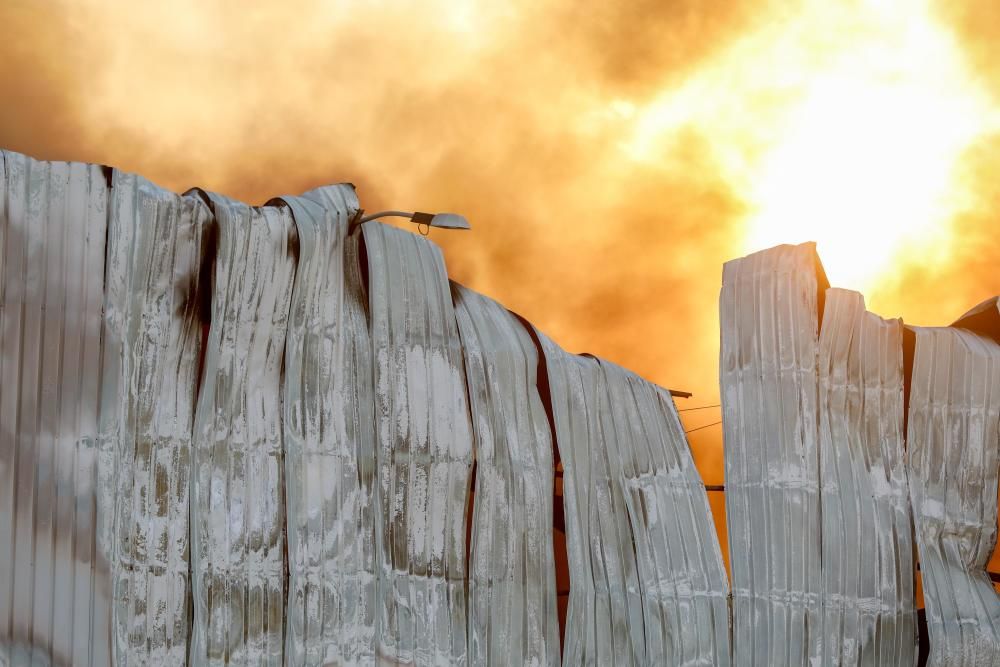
(907, 325, 1000, 666)
(98, 170, 212, 665)
(817, 288, 917, 665)
(0, 150, 112, 666)
(279, 186, 377, 666)
(451, 284, 560, 666)
(720, 243, 823, 665)
(537, 331, 730, 666)
(188, 193, 296, 665)
(361, 222, 474, 665)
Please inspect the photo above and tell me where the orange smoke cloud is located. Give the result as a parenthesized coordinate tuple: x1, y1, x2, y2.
(2, 0, 999, 578)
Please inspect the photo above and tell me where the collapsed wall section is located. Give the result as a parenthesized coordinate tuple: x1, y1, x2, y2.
(720, 243, 825, 665)
(721, 243, 921, 665)
(452, 284, 561, 666)
(362, 222, 475, 665)
(188, 193, 297, 665)
(99, 170, 213, 665)
(539, 332, 730, 666)
(907, 323, 1000, 667)
(279, 186, 376, 666)
(818, 289, 917, 665)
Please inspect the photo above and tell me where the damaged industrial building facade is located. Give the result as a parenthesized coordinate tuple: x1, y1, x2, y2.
(0, 148, 997, 666)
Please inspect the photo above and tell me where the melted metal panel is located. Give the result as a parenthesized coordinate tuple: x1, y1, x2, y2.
(362, 222, 474, 665)
(537, 331, 730, 666)
(98, 171, 211, 665)
(0, 150, 112, 666)
(720, 243, 823, 665)
(451, 284, 560, 666)
(279, 186, 377, 665)
(817, 289, 917, 665)
(907, 326, 1000, 666)
(189, 194, 296, 665)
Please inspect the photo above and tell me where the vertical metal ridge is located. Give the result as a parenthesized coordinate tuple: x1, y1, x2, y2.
(451, 283, 560, 666)
(533, 334, 603, 665)
(720, 243, 823, 666)
(598, 357, 731, 665)
(98, 170, 211, 665)
(0, 150, 111, 666)
(189, 194, 296, 665)
(907, 326, 1000, 666)
(817, 288, 917, 666)
(279, 185, 376, 666)
(537, 330, 729, 666)
(362, 222, 473, 665)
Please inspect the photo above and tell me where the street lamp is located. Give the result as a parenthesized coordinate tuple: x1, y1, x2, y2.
(352, 210, 471, 235)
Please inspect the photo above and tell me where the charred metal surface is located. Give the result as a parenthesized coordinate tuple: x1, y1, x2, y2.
(818, 289, 917, 665)
(907, 326, 1000, 666)
(188, 193, 296, 665)
(451, 284, 560, 666)
(0, 150, 112, 666)
(362, 222, 474, 665)
(98, 170, 212, 665)
(538, 331, 730, 666)
(279, 186, 377, 665)
(721, 243, 824, 666)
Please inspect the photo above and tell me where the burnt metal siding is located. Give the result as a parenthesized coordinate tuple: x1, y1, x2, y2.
(818, 289, 917, 666)
(452, 283, 560, 666)
(0, 150, 111, 666)
(907, 326, 1000, 666)
(539, 331, 730, 666)
(721, 242, 824, 666)
(722, 244, 922, 666)
(362, 221, 475, 665)
(189, 194, 297, 665)
(280, 186, 377, 666)
(98, 170, 212, 665)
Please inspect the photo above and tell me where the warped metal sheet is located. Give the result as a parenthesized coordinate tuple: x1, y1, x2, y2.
(907, 325, 1000, 666)
(720, 243, 823, 665)
(361, 222, 474, 665)
(451, 284, 560, 666)
(278, 186, 377, 665)
(188, 193, 296, 665)
(817, 289, 917, 665)
(952, 296, 1000, 341)
(98, 170, 212, 665)
(536, 331, 730, 666)
(0, 150, 112, 666)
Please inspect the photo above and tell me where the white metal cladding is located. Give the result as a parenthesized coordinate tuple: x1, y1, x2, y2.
(98, 170, 212, 665)
(451, 283, 560, 666)
(188, 193, 297, 665)
(537, 331, 730, 666)
(817, 289, 917, 665)
(720, 242, 824, 666)
(279, 186, 377, 666)
(361, 222, 475, 665)
(10, 143, 1000, 667)
(907, 325, 1000, 666)
(0, 150, 112, 666)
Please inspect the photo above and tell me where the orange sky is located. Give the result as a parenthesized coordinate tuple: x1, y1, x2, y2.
(3, 0, 999, 580)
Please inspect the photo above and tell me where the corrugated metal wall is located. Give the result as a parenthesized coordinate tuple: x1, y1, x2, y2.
(720, 244, 999, 666)
(2, 147, 999, 666)
(0, 152, 112, 666)
(907, 324, 1000, 666)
